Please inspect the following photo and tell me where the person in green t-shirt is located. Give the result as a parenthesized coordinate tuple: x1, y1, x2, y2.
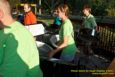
(0, 0, 43, 77)
(48, 4, 77, 62)
(82, 5, 97, 30)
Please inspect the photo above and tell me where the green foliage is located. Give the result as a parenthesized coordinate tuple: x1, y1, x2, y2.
(106, 0, 115, 16)
(9, 0, 115, 16)
(68, 0, 115, 16)
(70, 0, 92, 15)
(91, 0, 108, 16)
(9, 0, 20, 8)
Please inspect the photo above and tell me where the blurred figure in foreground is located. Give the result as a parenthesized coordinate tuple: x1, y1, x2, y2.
(0, 0, 43, 77)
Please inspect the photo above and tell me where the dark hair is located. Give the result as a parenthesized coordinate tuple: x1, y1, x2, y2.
(83, 5, 91, 13)
(57, 4, 69, 17)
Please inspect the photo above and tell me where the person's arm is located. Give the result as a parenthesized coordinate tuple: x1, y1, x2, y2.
(90, 17, 97, 29)
(48, 36, 69, 58)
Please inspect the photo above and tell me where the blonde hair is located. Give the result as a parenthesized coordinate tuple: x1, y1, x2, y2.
(57, 4, 69, 17)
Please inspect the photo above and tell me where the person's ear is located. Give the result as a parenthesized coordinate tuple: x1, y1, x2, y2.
(0, 9, 3, 19)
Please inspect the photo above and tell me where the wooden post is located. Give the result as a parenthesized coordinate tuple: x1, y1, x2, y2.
(38, 0, 41, 15)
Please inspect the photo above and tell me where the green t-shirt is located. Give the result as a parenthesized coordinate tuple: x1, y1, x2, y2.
(0, 21, 43, 77)
(83, 14, 97, 29)
(59, 19, 77, 61)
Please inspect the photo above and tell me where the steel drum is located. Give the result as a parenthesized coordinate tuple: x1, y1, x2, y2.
(36, 41, 53, 57)
(50, 34, 60, 48)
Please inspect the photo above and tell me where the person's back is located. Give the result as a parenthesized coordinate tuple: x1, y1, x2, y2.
(0, 21, 43, 77)
(0, 1, 42, 77)
(24, 11, 37, 25)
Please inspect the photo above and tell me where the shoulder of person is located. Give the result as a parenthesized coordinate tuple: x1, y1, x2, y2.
(88, 14, 96, 20)
(89, 14, 95, 19)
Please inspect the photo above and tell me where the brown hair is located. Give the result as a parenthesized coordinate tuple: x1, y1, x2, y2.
(57, 4, 69, 17)
(83, 5, 91, 13)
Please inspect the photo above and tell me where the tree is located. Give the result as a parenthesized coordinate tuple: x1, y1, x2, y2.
(69, 0, 108, 16)
(106, 0, 115, 16)
(9, 0, 20, 8)
(92, 0, 108, 16)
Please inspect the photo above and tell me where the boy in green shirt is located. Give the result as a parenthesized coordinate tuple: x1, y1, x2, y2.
(82, 5, 97, 29)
